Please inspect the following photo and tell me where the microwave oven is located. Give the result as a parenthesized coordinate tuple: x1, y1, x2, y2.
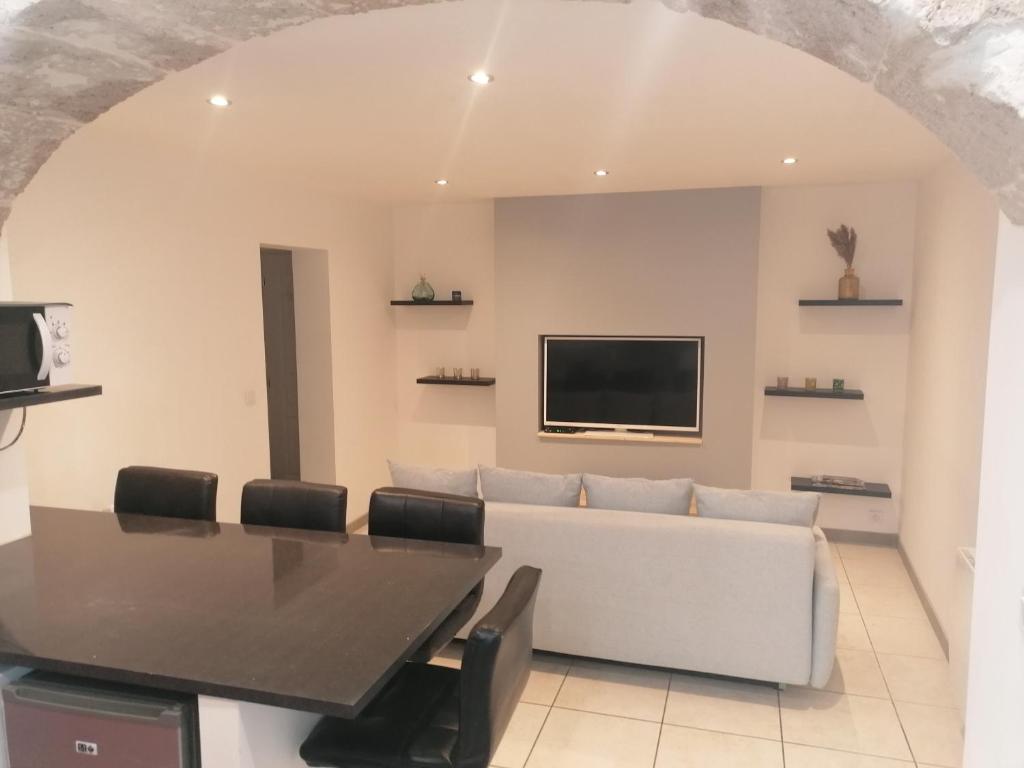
(0, 303, 73, 397)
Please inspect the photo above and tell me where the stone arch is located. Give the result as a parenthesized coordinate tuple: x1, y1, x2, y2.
(1, 0, 1022, 232)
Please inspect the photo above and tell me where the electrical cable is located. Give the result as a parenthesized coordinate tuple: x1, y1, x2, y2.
(0, 407, 27, 452)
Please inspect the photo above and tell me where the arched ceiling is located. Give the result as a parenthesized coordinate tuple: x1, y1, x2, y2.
(1, 0, 1022, 230)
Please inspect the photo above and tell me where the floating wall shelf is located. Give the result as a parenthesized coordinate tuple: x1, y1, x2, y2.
(791, 476, 892, 499)
(390, 300, 474, 306)
(764, 386, 864, 400)
(0, 384, 103, 412)
(416, 376, 495, 387)
(798, 299, 903, 306)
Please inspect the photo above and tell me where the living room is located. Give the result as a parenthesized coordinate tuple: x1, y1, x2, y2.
(0, 1, 1022, 767)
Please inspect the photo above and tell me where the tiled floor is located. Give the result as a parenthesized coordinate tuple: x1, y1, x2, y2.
(432, 541, 963, 768)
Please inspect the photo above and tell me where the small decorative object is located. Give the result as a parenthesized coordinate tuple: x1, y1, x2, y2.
(453, 367, 463, 380)
(470, 368, 480, 380)
(811, 474, 865, 490)
(437, 366, 446, 378)
(777, 376, 789, 389)
(833, 378, 845, 392)
(827, 224, 859, 300)
(411, 275, 435, 303)
(805, 377, 817, 390)
(451, 290, 463, 303)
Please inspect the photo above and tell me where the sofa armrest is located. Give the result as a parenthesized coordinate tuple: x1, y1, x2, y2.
(809, 526, 839, 688)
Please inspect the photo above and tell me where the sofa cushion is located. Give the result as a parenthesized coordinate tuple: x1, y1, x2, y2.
(387, 460, 479, 498)
(695, 485, 819, 527)
(479, 466, 581, 507)
(583, 474, 694, 515)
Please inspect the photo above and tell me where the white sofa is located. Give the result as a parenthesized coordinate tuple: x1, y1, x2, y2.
(459, 500, 839, 688)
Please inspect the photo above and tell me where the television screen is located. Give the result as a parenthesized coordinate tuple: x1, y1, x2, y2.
(542, 336, 703, 434)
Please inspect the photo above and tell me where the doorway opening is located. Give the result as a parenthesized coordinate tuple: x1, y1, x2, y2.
(259, 246, 336, 483)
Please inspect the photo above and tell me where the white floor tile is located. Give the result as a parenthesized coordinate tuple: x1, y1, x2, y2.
(840, 581, 859, 614)
(837, 612, 873, 651)
(863, 616, 945, 659)
(491, 703, 550, 768)
(555, 659, 669, 721)
(521, 652, 571, 706)
(822, 649, 889, 698)
(784, 743, 914, 767)
(779, 688, 912, 761)
(877, 654, 956, 707)
(895, 701, 964, 767)
(837, 544, 903, 565)
(852, 584, 928, 621)
(842, 558, 913, 590)
(655, 724, 783, 767)
(663, 674, 780, 740)
(525, 708, 660, 768)
(429, 643, 463, 669)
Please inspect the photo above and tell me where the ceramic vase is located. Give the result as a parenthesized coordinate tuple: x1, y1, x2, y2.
(838, 267, 860, 300)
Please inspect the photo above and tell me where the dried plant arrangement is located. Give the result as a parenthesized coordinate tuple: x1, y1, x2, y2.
(827, 224, 858, 268)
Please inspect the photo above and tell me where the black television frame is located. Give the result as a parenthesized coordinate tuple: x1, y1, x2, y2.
(539, 335, 705, 436)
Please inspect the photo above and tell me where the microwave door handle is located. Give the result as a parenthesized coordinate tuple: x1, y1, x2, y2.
(32, 312, 53, 381)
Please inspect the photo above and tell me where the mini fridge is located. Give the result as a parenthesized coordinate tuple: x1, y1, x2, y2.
(3, 672, 199, 767)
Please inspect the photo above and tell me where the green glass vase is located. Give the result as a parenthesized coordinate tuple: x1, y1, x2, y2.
(411, 276, 435, 303)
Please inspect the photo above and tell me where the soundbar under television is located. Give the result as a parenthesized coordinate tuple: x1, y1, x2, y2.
(542, 335, 704, 435)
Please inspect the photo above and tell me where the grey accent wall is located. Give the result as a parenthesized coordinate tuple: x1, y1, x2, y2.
(495, 188, 761, 487)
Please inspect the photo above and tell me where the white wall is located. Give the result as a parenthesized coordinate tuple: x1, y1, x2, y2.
(0, 233, 31, 544)
(290, 247, 337, 485)
(752, 182, 917, 533)
(6, 127, 396, 522)
(901, 160, 998, 709)
(392, 202, 496, 470)
(963, 214, 1024, 768)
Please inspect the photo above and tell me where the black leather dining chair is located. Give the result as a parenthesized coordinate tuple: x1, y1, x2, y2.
(114, 466, 218, 522)
(368, 487, 485, 662)
(240, 479, 348, 533)
(299, 566, 542, 768)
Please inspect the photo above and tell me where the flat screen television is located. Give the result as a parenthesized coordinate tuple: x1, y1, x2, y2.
(542, 335, 704, 434)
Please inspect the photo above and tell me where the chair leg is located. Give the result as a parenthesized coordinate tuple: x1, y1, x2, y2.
(777, 682, 787, 691)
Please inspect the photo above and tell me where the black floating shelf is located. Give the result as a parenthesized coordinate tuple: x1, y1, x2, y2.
(792, 476, 893, 499)
(416, 376, 495, 387)
(764, 386, 864, 400)
(798, 299, 903, 306)
(0, 384, 102, 411)
(390, 300, 474, 306)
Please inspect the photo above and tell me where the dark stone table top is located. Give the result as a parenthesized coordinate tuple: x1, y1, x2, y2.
(0, 507, 500, 718)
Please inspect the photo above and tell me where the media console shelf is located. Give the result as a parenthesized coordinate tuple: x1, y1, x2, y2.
(390, 300, 474, 306)
(791, 476, 893, 499)
(798, 299, 903, 306)
(764, 386, 864, 400)
(537, 430, 702, 446)
(0, 384, 102, 412)
(417, 376, 495, 387)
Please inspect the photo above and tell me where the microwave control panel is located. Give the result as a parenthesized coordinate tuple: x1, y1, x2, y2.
(44, 304, 73, 384)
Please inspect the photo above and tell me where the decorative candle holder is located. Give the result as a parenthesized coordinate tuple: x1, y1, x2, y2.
(470, 368, 480, 380)
(777, 376, 789, 389)
(453, 368, 463, 380)
(804, 377, 817, 390)
(437, 367, 446, 378)
(833, 378, 845, 392)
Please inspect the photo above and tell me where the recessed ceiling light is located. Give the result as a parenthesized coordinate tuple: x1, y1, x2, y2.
(594, 169, 610, 177)
(434, 179, 449, 186)
(468, 71, 494, 85)
(208, 94, 231, 108)
(782, 157, 798, 165)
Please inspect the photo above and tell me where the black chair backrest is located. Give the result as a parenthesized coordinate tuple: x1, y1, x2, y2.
(114, 466, 218, 522)
(241, 479, 348, 533)
(454, 566, 542, 768)
(368, 487, 484, 546)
